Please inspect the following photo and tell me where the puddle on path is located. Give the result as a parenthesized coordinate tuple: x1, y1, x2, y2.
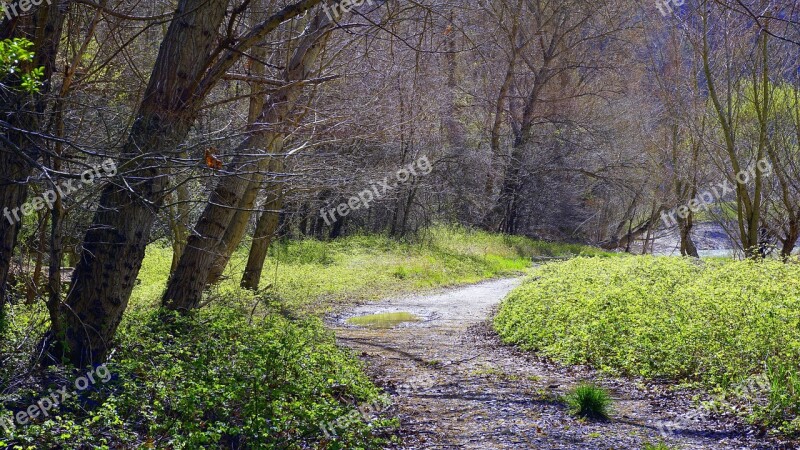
(347, 312, 421, 329)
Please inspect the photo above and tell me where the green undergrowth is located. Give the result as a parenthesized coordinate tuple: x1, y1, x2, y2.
(2, 226, 605, 448)
(1, 305, 395, 449)
(130, 225, 607, 315)
(494, 256, 800, 434)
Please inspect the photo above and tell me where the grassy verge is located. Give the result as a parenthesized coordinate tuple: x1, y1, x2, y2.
(494, 256, 800, 434)
(130, 225, 607, 314)
(2, 225, 604, 448)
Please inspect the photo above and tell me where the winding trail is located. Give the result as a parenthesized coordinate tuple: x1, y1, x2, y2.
(331, 278, 785, 450)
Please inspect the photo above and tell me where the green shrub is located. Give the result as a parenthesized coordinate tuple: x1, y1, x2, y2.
(495, 256, 800, 433)
(564, 383, 613, 419)
(1, 306, 396, 449)
(0, 38, 44, 93)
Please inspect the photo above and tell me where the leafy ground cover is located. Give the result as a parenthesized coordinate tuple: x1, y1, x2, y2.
(494, 256, 800, 434)
(2, 307, 393, 449)
(2, 226, 603, 448)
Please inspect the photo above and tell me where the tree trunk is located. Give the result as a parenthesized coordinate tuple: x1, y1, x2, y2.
(700, 11, 767, 257)
(399, 183, 418, 236)
(168, 180, 190, 274)
(329, 214, 345, 239)
(46, 5, 102, 344)
(51, 0, 231, 366)
(166, 149, 192, 274)
(0, 2, 69, 320)
(491, 138, 525, 234)
(241, 160, 284, 290)
(442, 12, 465, 154)
(486, 0, 523, 199)
(204, 181, 262, 284)
(25, 212, 48, 304)
(163, 11, 334, 312)
(483, 60, 549, 233)
(47, 193, 64, 348)
(677, 214, 699, 257)
(781, 222, 799, 259)
(206, 35, 272, 285)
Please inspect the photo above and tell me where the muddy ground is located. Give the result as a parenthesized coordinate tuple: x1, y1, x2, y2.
(330, 278, 793, 450)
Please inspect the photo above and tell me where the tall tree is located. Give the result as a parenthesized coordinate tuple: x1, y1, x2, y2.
(0, 1, 70, 325)
(163, 8, 336, 311)
(699, 1, 769, 256)
(54, 0, 323, 365)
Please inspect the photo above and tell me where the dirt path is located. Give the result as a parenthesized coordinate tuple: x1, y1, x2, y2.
(331, 278, 789, 450)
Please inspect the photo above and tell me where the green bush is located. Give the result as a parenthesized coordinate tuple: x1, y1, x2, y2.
(494, 256, 800, 433)
(0, 38, 44, 93)
(1, 306, 395, 449)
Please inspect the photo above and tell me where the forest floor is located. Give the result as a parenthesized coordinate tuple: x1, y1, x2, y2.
(330, 278, 790, 450)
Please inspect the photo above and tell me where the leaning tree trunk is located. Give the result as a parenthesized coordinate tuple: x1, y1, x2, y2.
(54, 0, 321, 366)
(241, 158, 285, 290)
(206, 36, 271, 285)
(163, 11, 334, 312)
(52, 0, 230, 366)
(204, 175, 264, 284)
(0, 3, 69, 321)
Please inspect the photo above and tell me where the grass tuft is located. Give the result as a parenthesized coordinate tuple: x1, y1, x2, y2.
(564, 383, 613, 420)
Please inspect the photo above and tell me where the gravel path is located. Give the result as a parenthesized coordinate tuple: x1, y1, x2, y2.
(331, 278, 791, 449)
